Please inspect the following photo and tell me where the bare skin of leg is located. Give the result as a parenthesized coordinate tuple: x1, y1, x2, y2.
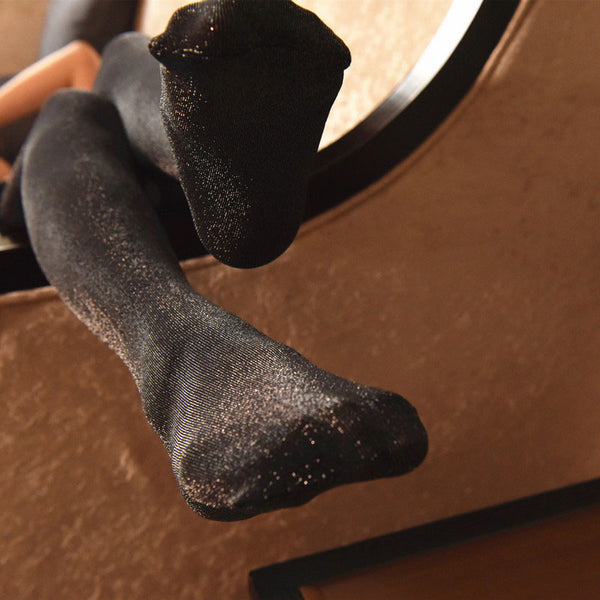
(0, 40, 101, 130)
(0, 157, 10, 181)
(0, 40, 102, 182)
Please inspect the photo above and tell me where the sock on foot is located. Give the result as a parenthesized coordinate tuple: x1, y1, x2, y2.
(136, 293, 428, 521)
(149, 0, 351, 268)
(22, 90, 427, 521)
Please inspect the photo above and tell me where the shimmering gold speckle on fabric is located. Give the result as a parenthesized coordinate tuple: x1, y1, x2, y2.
(20, 61, 427, 523)
(2, 1, 600, 599)
(149, 0, 351, 267)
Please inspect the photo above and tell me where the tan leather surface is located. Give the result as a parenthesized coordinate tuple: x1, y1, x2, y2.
(1, 1, 599, 598)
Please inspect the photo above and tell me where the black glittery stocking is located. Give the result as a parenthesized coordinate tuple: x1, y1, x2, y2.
(148, 0, 351, 268)
(22, 90, 427, 520)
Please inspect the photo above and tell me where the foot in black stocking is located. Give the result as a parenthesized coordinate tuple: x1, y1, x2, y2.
(137, 293, 427, 520)
(22, 90, 427, 521)
(149, 0, 351, 268)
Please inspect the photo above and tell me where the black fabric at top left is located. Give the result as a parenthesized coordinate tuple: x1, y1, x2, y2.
(39, 0, 140, 56)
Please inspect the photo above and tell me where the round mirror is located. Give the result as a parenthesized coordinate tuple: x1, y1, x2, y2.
(137, 0, 453, 149)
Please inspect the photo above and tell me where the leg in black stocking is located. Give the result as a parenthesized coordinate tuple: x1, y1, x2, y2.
(95, 1, 350, 268)
(22, 90, 427, 520)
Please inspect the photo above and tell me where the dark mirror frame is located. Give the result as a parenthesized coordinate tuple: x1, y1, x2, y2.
(248, 477, 600, 600)
(306, 0, 520, 218)
(0, 0, 520, 294)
